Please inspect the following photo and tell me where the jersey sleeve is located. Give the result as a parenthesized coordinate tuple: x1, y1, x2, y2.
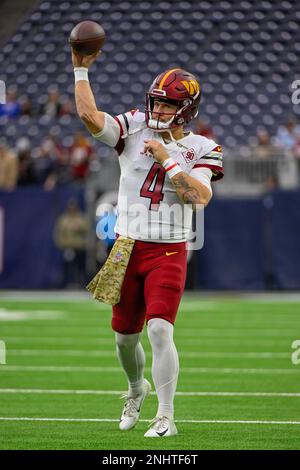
(92, 110, 137, 155)
(193, 143, 224, 181)
(113, 110, 138, 154)
(189, 166, 213, 194)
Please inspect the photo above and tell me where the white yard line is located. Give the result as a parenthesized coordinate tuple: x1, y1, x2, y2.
(7, 349, 290, 359)
(1, 290, 300, 302)
(1, 337, 114, 345)
(2, 328, 298, 336)
(0, 309, 67, 321)
(0, 388, 299, 397)
(0, 365, 299, 374)
(0, 291, 92, 301)
(0, 417, 299, 425)
(1, 336, 294, 347)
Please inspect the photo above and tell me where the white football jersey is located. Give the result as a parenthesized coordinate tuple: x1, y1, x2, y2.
(92, 110, 223, 243)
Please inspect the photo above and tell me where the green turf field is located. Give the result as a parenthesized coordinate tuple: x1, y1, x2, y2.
(0, 294, 300, 450)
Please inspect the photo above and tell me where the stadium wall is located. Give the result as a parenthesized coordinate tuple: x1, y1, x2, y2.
(0, 188, 299, 290)
(0, 0, 40, 45)
(0, 186, 85, 289)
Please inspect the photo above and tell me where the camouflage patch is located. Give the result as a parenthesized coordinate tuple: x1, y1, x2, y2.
(86, 236, 135, 305)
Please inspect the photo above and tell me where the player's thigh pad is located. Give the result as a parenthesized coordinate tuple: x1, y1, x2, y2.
(111, 265, 146, 334)
(144, 254, 187, 324)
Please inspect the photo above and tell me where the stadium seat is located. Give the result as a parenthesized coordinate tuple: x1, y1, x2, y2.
(1, 0, 299, 147)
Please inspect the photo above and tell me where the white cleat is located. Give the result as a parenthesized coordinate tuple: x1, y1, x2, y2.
(119, 379, 152, 431)
(144, 416, 178, 437)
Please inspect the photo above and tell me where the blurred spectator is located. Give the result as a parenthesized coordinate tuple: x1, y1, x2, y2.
(46, 134, 66, 161)
(33, 137, 58, 189)
(41, 88, 62, 118)
(60, 96, 74, 116)
(0, 140, 18, 190)
(292, 135, 300, 159)
(264, 175, 279, 193)
(16, 137, 36, 186)
(275, 117, 300, 150)
(54, 199, 89, 288)
(19, 95, 33, 117)
(55, 153, 72, 185)
(292, 135, 300, 182)
(68, 131, 94, 181)
(251, 129, 278, 159)
(0, 88, 21, 119)
(192, 118, 215, 140)
(46, 134, 71, 185)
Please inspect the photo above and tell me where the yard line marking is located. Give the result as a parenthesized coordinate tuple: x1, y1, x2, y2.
(0, 292, 94, 301)
(176, 329, 299, 337)
(176, 352, 290, 358)
(1, 337, 294, 347)
(182, 368, 300, 375)
(2, 328, 298, 336)
(0, 366, 121, 372)
(1, 291, 300, 303)
(177, 304, 217, 311)
(2, 290, 300, 301)
(0, 388, 300, 397)
(175, 391, 300, 397)
(7, 349, 290, 359)
(0, 309, 66, 321)
(238, 293, 300, 302)
(0, 417, 300, 425)
(2, 337, 114, 345)
(8, 349, 117, 357)
(0, 365, 299, 374)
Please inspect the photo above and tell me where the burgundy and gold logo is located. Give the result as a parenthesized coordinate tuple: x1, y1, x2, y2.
(181, 80, 200, 96)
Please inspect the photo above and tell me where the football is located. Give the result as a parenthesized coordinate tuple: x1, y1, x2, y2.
(69, 20, 106, 56)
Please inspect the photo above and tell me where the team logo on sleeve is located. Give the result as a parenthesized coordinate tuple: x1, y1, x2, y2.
(181, 148, 196, 163)
(213, 145, 222, 153)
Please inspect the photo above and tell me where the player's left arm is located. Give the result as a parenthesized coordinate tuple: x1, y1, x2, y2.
(170, 171, 212, 208)
(144, 140, 212, 208)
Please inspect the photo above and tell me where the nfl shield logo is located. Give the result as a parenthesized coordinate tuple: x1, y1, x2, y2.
(182, 148, 196, 163)
(114, 251, 123, 263)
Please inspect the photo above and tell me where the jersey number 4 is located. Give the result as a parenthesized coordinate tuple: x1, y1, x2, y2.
(140, 163, 166, 211)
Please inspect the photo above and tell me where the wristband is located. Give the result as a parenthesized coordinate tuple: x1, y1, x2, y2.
(74, 67, 89, 83)
(162, 157, 183, 179)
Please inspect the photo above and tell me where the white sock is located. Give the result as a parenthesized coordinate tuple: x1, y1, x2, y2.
(147, 318, 179, 419)
(115, 332, 146, 398)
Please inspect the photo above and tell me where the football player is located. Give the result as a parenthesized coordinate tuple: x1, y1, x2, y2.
(72, 51, 223, 437)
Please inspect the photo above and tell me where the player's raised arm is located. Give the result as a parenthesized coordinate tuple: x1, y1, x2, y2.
(72, 50, 105, 134)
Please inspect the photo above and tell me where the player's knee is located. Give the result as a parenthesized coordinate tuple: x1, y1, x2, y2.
(115, 332, 140, 350)
(147, 318, 173, 350)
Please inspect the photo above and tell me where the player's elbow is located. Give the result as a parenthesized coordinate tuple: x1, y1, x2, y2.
(199, 186, 213, 208)
(78, 109, 93, 123)
(203, 191, 212, 207)
(77, 112, 100, 135)
(192, 190, 212, 210)
(78, 110, 104, 134)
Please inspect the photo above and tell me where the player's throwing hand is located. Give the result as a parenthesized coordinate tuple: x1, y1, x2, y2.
(71, 50, 101, 68)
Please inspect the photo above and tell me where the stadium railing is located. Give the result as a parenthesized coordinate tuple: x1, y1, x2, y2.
(215, 152, 300, 196)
